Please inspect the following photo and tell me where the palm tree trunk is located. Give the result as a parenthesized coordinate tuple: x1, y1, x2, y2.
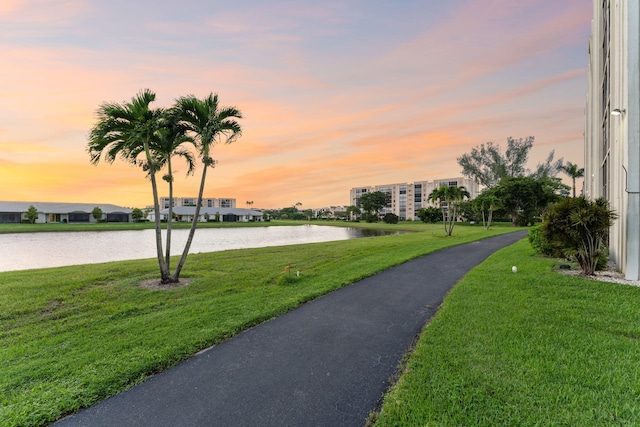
(172, 163, 207, 280)
(165, 161, 174, 273)
(144, 142, 170, 282)
(446, 205, 456, 236)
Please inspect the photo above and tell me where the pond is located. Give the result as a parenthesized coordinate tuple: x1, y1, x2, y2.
(0, 225, 399, 272)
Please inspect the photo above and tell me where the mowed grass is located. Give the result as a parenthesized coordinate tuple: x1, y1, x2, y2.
(374, 240, 640, 426)
(0, 223, 518, 426)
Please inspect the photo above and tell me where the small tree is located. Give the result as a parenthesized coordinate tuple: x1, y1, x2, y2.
(416, 207, 440, 224)
(280, 206, 302, 220)
(25, 205, 38, 224)
(560, 161, 585, 198)
(346, 205, 361, 221)
(492, 176, 567, 226)
(428, 185, 470, 236)
(456, 200, 477, 223)
(92, 207, 103, 222)
(131, 208, 145, 222)
(172, 93, 243, 283)
(357, 191, 389, 222)
(541, 196, 617, 275)
(457, 136, 563, 188)
(383, 213, 399, 224)
(473, 192, 501, 230)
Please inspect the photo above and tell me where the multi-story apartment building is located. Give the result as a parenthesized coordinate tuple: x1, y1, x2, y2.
(159, 197, 236, 209)
(350, 177, 479, 220)
(584, 0, 639, 280)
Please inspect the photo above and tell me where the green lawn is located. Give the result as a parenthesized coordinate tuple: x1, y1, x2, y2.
(373, 240, 640, 426)
(0, 223, 518, 427)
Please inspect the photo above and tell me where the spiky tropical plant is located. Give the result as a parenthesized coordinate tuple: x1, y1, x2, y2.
(172, 93, 243, 281)
(541, 196, 617, 275)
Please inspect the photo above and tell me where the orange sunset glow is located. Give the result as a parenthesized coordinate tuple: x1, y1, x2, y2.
(0, 0, 592, 209)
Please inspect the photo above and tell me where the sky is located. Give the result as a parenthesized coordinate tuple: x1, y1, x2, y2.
(0, 0, 593, 209)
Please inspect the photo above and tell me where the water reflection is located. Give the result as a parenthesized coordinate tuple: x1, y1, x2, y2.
(0, 225, 400, 272)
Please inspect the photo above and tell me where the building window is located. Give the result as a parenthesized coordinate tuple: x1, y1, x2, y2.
(106, 212, 129, 222)
(68, 212, 90, 223)
(0, 212, 21, 223)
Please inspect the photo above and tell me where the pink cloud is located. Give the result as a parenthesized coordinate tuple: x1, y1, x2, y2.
(0, 0, 591, 209)
(0, 0, 20, 16)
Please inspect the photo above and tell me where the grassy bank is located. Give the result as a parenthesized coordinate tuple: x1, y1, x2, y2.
(1, 224, 518, 426)
(0, 219, 305, 234)
(373, 240, 640, 426)
(0, 219, 445, 234)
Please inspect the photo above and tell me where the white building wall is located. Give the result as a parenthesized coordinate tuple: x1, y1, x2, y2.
(160, 197, 236, 209)
(585, 0, 639, 280)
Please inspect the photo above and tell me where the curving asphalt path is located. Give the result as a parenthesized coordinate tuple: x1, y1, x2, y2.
(54, 231, 527, 427)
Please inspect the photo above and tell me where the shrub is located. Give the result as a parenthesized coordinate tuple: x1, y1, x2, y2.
(383, 213, 399, 224)
(527, 224, 558, 257)
(416, 207, 441, 224)
(364, 213, 379, 223)
(541, 197, 617, 275)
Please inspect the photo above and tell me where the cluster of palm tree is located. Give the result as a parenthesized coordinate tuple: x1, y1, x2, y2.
(560, 161, 585, 197)
(88, 89, 242, 284)
(428, 185, 470, 236)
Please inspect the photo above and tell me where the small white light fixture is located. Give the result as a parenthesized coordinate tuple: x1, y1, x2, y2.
(611, 108, 626, 116)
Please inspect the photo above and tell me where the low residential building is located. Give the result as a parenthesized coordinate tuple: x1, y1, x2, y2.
(312, 206, 349, 219)
(350, 177, 479, 220)
(159, 197, 236, 209)
(584, 0, 639, 280)
(0, 201, 132, 224)
(149, 207, 263, 223)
